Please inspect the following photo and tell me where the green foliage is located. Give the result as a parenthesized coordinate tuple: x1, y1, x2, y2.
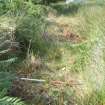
(14, 1, 58, 58)
(0, 72, 15, 91)
(80, 87, 105, 105)
(51, 2, 81, 15)
(49, 86, 75, 105)
(0, 0, 62, 16)
(26, 3, 49, 17)
(0, 97, 25, 105)
(15, 13, 48, 57)
(1, 1, 105, 105)
(31, 0, 43, 4)
(0, 0, 26, 16)
(0, 75, 25, 105)
(31, 0, 64, 5)
(0, 90, 25, 105)
(0, 0, 10, 15)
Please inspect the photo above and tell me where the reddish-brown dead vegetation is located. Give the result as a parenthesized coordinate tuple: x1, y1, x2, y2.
(62, 24, 86, 43)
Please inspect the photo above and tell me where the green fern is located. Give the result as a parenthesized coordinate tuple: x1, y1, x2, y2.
(0, 89, 25, 105)
(0, 17, 20, 71)
(0, 96, 25, 105)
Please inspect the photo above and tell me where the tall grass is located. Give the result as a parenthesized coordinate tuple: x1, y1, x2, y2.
(48, 2, 105, 105)
(71, 3, 105, 105)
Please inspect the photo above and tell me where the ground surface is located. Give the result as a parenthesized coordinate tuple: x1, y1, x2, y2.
(42, 4, 105, 104)
(1, 2, 105, 105)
